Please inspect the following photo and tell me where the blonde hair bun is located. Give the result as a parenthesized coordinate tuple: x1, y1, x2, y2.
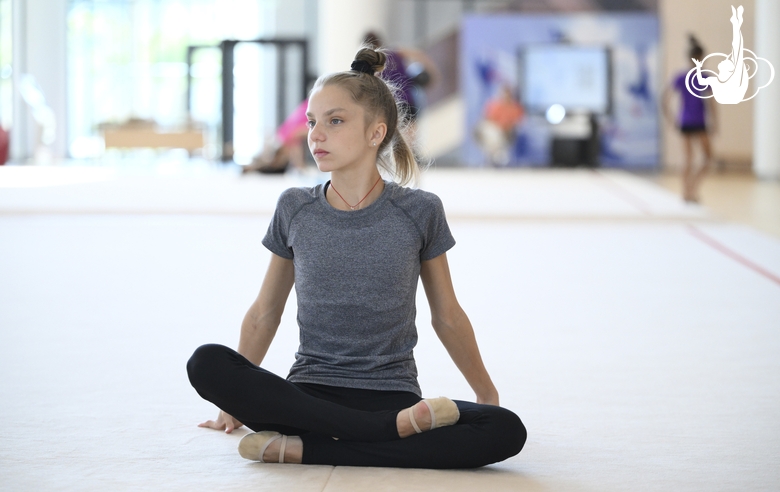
(352, 47, 387, 75)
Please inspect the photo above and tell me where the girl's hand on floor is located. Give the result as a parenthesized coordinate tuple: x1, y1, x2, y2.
(199, 410, 244, 433)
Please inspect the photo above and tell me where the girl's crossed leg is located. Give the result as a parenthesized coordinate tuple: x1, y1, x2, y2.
(187, 343, 526, 469)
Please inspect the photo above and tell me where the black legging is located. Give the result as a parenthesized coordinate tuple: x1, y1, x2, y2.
(187, 344, 526, 469)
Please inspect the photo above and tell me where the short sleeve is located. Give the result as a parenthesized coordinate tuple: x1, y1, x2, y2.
(262, 191, 296, 259)
(419, 194, 456, 261)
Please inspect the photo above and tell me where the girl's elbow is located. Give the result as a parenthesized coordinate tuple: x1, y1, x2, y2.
(431, 306, 468, 333)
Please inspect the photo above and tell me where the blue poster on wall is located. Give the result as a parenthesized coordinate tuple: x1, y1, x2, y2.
(461, 13, 659, 169)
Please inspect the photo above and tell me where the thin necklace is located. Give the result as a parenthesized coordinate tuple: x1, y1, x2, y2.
(329, 176, 383, 211)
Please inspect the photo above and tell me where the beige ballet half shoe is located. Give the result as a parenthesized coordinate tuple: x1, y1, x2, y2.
(238, 431, 289, 463)
(409, 397, 460, 434)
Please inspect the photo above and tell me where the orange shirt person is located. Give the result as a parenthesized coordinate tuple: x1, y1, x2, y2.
(484, 86, 524, 132)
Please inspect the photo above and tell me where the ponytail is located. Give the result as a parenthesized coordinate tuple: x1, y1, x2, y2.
(688, 34, 704, 60)
(389, 116, 420, 186)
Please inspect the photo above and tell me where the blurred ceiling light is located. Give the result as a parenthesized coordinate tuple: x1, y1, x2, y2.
(545, 104, 566, 125)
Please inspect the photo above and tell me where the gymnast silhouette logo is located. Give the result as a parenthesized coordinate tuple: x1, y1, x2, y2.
(685, 5, 775, 104)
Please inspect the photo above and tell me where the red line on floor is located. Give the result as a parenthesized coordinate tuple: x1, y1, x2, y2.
(686, 225, 780, 287)
(590, 169, 654, 216)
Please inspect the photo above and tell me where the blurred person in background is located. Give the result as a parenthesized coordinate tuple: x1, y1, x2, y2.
(363, 31, 439, 139)
(474, 84, 524, 166)
(663, 34, 717, 203)
(242, 99, 310, 174)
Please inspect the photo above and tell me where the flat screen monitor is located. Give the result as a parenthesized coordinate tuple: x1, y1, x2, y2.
(520, 45, 611, 115)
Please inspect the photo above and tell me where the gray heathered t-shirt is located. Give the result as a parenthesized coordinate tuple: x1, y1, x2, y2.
(262, 180, 456, 396)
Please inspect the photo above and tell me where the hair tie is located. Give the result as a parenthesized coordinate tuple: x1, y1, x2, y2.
(351, 60, 374, 75)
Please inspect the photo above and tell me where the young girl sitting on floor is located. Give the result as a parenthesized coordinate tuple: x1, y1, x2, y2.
(187, 45, 526, 469)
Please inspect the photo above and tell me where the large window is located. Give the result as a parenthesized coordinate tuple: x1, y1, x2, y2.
(67, 0, 310, 162)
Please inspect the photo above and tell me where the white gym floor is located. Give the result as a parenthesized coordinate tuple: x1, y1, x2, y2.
(1, 162, 778, 491)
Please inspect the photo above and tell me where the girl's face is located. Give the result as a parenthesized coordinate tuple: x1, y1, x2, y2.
(306, 84, 385, 174)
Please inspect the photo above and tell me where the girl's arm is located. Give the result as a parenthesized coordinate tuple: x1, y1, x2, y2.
(199, 254, 294, 433)
(238, 254, 295, 365)
(398, 46, 441, 89)
(420, 253, 500, 405)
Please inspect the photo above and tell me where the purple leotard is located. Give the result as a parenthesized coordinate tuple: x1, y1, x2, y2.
(673, 72, 711, 130)
(381, 50, 414, 109)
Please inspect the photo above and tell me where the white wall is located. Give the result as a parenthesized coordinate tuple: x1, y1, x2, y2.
(318, 0, 389, 75)
(418, 95, 464, 159)
(753, 0, 780, 179)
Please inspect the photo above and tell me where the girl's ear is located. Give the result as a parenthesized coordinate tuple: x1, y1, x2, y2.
(370, 120, 388, 146)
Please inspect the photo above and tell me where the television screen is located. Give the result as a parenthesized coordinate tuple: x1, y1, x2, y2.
(521, 45, 610, 115)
